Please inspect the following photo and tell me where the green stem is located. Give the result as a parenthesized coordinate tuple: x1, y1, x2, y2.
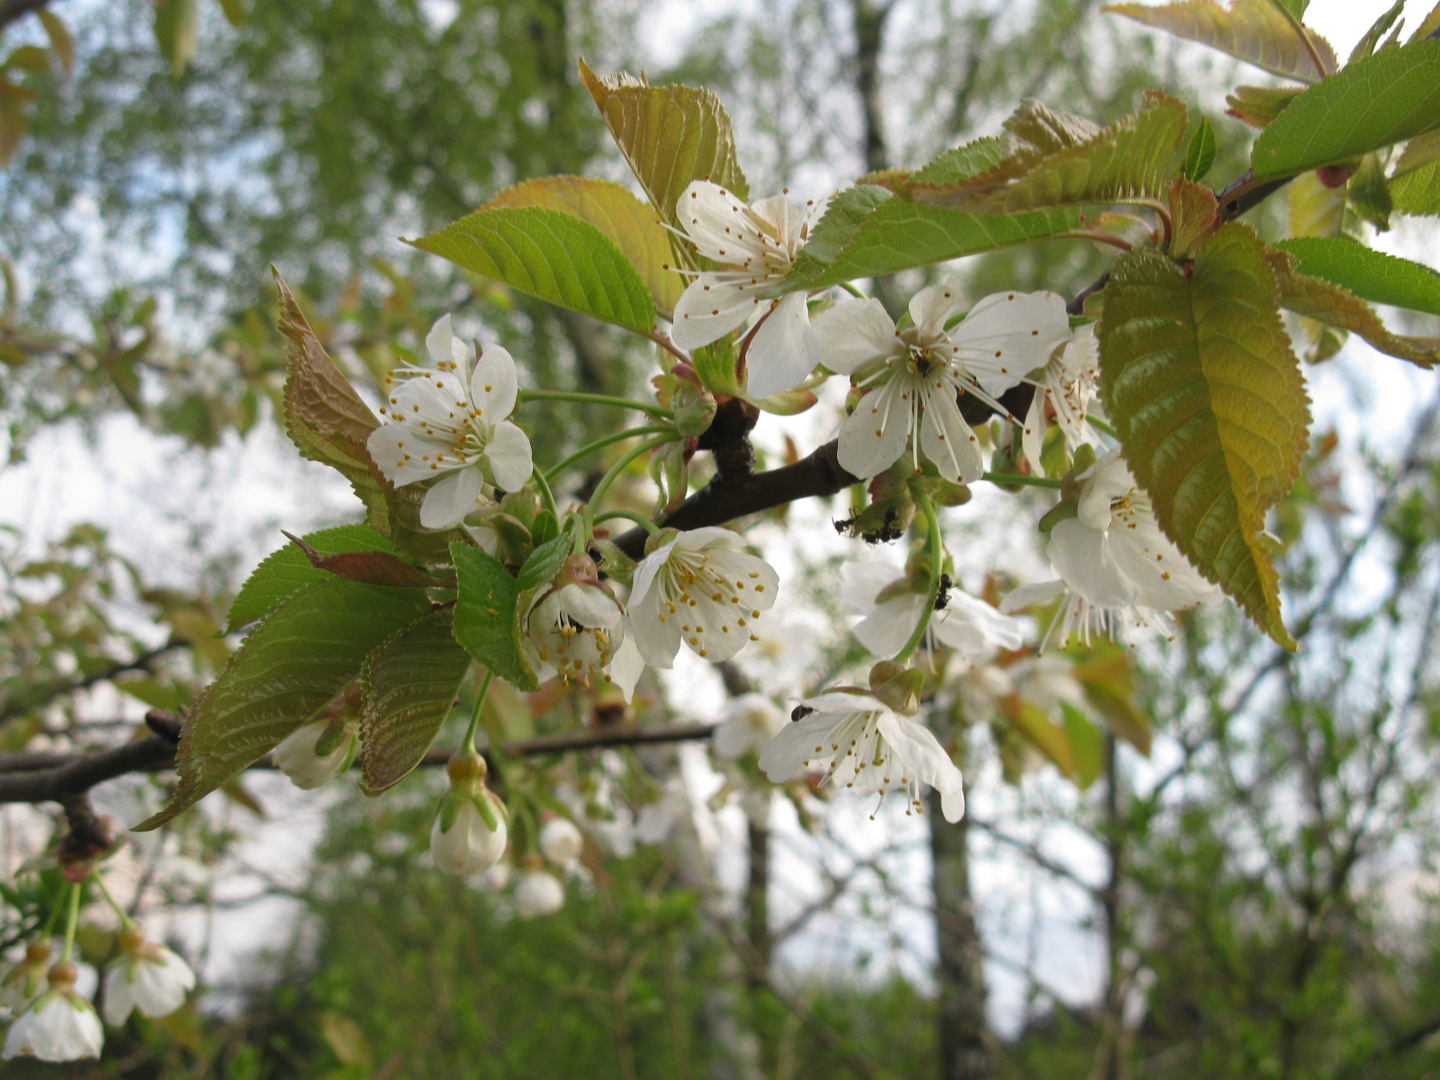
(531, 465, 559, 520)
(838, 281, 866, 298)
(461, 670, 495, 756)
(582, 434, 679, 542)
(91, 873, 136, 932)
(595, 509, 661, 536)
(60, 881, 81, 963)
(519, 388, 672, 420)
(546, 425, 673, 482)
(983, 471, 1064, 490)
(895, 488, 943, 666)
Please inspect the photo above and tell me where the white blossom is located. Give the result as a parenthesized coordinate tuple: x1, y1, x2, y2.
(813, 282, 1070, 484)
(670, 181, 821, 399)
(271, 717, 357, 790)
(0, 941, 52, 1021)
(102, 930, 196, 1025)
(514, 870, 566, 918)
(841, 560, 1024, 660)
(431, 754, 509, 876)
(628, 527, 779, 668)
(3, 964, 103, 1063)
(538, 818, 584, 867)
(524, 555, 644, 701)
(1021, 325, 1100, 473)
(1001, 449, 1214, 647)
(758, 690, 965, 822)
(368, 315, 534, 530)
(713, 693, 786, 759)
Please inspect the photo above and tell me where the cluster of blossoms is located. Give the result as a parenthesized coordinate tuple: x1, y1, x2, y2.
(351, 177, 1218, 856)
(2, 925, 196, 1064)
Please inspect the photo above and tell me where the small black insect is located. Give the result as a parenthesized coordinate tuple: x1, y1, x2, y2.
(934, 573, 953, 611)
(862, 506, 903, 545)
(833, 511, 859, 534)
(791, 705, 815, 722)
(914, 352, 933, 377)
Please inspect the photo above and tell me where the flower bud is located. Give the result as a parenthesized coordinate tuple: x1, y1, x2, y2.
(431, 753, 509, 876)
(869, 661, 924, 716)
(538, 817, 584, 866)
(514, 870, 566, 918)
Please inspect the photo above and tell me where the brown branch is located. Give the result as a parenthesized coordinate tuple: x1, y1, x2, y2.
(0, 719, 719, 805)
(0, 0, 57, 31)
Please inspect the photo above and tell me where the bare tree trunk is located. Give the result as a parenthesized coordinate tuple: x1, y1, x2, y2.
(929, 790, 997, 1080)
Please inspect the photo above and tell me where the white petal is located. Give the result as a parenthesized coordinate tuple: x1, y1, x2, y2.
(430, 798, 508, 875)
(838, 378, 913, 480)
(1000, 579, 1066, 613)
(483, 421, 534, 492)
(420, 467, 485, 529)
(811, 299, 898, 375)
(757, 712, 833, 782)
(676, 181, 755, 259)
(953, 291, 1071, 399)
(749, 193, 807, 246)
(470, 345, 518, 418)
(854, 595, 925, 657)
(839, 560, 904, 614)
(745, 292, 818, 399)
(908, 278, 965, 338)
(671, 275, 760, 350)
(515, 871, 566, 917)
(1021, 384, 1048, 474)
(1076, 449, 1134, 530)
(932, 590, 1026, 654)
(877, 713, 966, 822)
(606, 634, 645, 702)
(426, 315, 455, 367)
(1107, 523, 1214, 610)
(919, 382, 985, 484)
(1048, 519, 1139, 608)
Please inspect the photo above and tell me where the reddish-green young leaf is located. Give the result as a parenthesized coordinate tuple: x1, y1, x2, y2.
(1168, 178, 1220, 257)
(359, 608, 471, 795)
(227, 525, 402, 632)
(1183, 116, 1217, 180)
(579, 61, 749, 244)
(1251, 40, 1440, 181)
(911, 92, 1189, 213)
(1267, 248, 1440, 367)
(275, 271, 450, 561)
(36, 11, 74, 75)
(451, 540, 533, 690)
(1225, 84, 1304, 129)
(1274, 237, 1440, 316)
(1098, 224, 1311, 648)
(281, 531, 444, 588)
(1106, 0, 1336, 81)
(1072, 644, 1153, 755)
(1007, 699, 1075, 779)
(487, 176, 686, 319)
(1060, 703, 1104, 788)
(409, 206, 656, 335)
(135, 579, 434, 830)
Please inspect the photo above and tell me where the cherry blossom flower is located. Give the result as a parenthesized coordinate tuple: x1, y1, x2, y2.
(2, 963, 103, 1063)
(524, 554, 644, 701)
(713, 693, 786, 759)
(1001, 449, 1214, 647)
(430, 753, 509, 876)
(0, 941, 52, 1020)
(813, 282, 1070, 484)
(538, 818, 584, 867)
(628, 527, 779, 668)
(102, 929, 196, 1025)
(1021, 325, 1100, 473)
(840, 560, 1023, 660)
(368, 316, 533, 530)
(514, 870, 566, 917)
(758, 688, 966, 822)
(670, 181, 821, 399)
(271, 717, 357, 790)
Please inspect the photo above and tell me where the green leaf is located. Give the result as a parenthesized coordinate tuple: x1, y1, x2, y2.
(1391, 130, 1440, 215)
(135, 579, 434, 830)
(692, 340, 740, 396)
(1168, 178, 1220, 257)
(451, 541, 532, 689)
(409, 206, 656, 335)
(1097, 224, 1311, 648)
(280, 531, 443, 588)
(516, 534, 570, 595)
(217, 0, 247, 27)
(483, 176, 686, 319)
(274, 270, 450, 561)
(1183, 116, 1217, 180)
(906, 136, 1010, 186)
(359, 608, 471, 795)
(1225, 84, 1304, 129)
(1349, 0, 1407, 62)
(1008, 700, 1074, 778)
(227, 525, 402, 633)
(1072, 645, 1153, 754)
(910, 92, 1189, 214)
(1287, 170, 1348, 238)
(1251, 41, 1440, 181)
(1106, 0, 1335, 81)
(153, 0, 200, 78)
(579, 61, 749, 241)
(780, 196, 1081, 293)
(1267, 248, 1440, 367)
(1273, 237, 1440, 315)
(6, 45, 52, 73)
(36, 11, 74, 75)
(1060, 703, 1104, 788)
(0, 81, 31, 168)
(1347, 152, 1393, 230)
